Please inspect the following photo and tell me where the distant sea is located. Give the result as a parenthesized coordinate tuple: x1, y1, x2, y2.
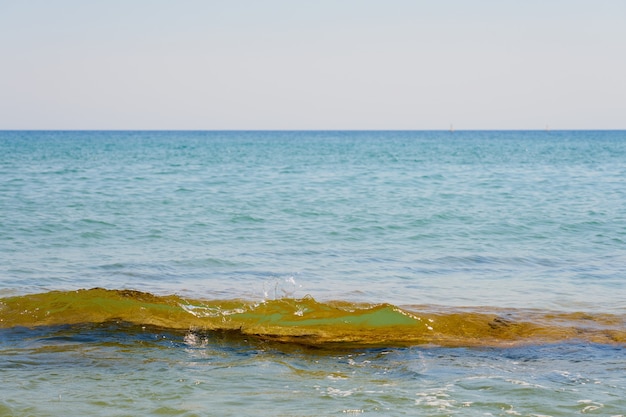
(1, 130, 625, 416)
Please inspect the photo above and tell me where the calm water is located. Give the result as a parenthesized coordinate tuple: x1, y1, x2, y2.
(1, 130, 625, 416)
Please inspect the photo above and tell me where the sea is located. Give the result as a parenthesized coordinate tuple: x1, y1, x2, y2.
(1, 130, 625, 416)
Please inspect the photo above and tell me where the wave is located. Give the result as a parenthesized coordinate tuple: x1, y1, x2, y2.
(1, 288, 624, 347)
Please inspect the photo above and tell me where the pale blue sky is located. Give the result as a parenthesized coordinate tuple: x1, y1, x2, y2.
(1, 0, 624, 130)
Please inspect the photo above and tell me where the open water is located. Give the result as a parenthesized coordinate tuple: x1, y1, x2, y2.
(1, 130, 625, 416)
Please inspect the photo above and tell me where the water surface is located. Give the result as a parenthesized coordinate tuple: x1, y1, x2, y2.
(1, 130, 625, 416)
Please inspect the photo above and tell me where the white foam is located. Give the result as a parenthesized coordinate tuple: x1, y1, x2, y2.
(415, 386, 455, 410)
(577, 399, 604, 413)
(179, 302, 245, 318)
(326, 387, 355, 397)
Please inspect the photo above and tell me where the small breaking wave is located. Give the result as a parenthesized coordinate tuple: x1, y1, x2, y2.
(1, 288, 624, 347)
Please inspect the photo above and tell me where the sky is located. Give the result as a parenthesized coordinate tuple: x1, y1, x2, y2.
(1, 0, 624, 130)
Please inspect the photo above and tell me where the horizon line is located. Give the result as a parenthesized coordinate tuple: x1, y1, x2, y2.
(1, 128, 625, 132)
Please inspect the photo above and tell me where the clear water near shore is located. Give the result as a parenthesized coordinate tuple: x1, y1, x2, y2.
(1, 130, 625, 416)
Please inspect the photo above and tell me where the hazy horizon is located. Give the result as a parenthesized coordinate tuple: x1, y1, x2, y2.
(1, 1, 625, 130)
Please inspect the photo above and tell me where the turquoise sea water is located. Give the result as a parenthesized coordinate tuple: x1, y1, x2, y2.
(1, 130, 625, 416)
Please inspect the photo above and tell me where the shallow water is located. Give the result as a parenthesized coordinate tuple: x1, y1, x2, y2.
(1, 322, 625, 416)
(1, 130, 625, 415)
